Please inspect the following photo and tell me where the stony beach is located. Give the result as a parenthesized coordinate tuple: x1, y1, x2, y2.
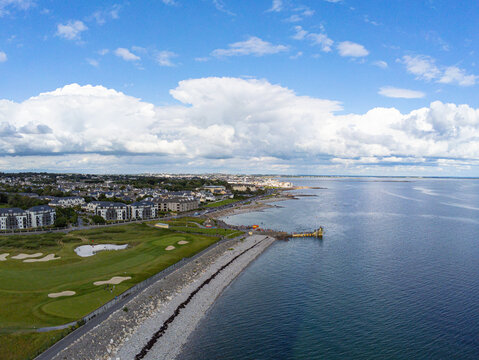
(51, 234, 275, 360)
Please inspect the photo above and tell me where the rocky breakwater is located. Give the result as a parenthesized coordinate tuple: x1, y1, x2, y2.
(50, 235, 275, 360)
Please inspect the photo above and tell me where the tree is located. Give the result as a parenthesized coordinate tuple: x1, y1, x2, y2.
(92, 215, 106, 224)
(54, 217, 68, 228)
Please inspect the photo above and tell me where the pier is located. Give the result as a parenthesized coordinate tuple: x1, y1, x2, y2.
(292, 227, 324, 238)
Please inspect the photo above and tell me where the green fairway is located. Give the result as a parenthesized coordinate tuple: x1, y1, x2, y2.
(0, 222, 225, 333)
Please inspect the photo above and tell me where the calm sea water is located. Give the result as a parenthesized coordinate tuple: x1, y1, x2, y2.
(180, 178, 479, 359)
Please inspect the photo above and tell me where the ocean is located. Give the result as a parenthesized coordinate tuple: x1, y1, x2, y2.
(180, 178, 479, 359)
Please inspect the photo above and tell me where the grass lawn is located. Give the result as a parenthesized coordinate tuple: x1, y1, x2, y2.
(0, 220, 233, 359)
(203, 198, 243, 208)
(0, 329, 73, 360)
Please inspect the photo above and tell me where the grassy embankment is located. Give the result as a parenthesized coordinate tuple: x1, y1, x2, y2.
(0, 218, 241, 359)
(203, 198, 243, 208)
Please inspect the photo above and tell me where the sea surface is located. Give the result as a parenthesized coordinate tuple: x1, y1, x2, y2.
(180, 178, 479, 359)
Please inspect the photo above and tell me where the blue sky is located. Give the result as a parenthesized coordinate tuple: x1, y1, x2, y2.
(1, 0, 479, 175)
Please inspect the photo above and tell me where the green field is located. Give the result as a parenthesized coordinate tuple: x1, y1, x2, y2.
(0, 219, 238, 359)
(204, 198, 243, 208)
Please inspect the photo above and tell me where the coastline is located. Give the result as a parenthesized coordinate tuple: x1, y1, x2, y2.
(49, 234, 275, 360)
(209, 193, 296, 218)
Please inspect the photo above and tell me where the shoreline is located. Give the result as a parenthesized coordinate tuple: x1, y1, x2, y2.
(208, 193, 296, 218)
(49, 234, 275, 360)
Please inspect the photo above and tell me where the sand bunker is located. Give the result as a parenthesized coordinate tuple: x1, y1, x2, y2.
(165, 245, 175, 251)
(48, 291, 76, 298)
(177, 241, 189, 245)
(12, 253, 43, 260)
(75, 244, 128, 257)
(24, 254, 60, 263)
(0, 253, 9, 261)
(94, 276, 131, 286)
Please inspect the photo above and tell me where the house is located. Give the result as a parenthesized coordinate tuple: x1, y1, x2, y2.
(128, 201, 158, 220)
(0, 208, 28, 230)
(202, 185, 227, 194)
(231, 184, 257, 192)
(27, 205, 56, 228)
(49, 196, 85, 208)
(94, 202, 128, 221)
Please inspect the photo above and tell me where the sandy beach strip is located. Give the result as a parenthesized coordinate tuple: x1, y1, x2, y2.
(50, 234, 275, 360)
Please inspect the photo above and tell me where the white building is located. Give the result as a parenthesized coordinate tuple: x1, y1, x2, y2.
(128, 201, 158, 220)
(28, 205, 56, 228)
(0, 205, 56, 230)
(49, 196, 85, 207)
(0, 208, 28, 230)
(94, 202, 128, 221)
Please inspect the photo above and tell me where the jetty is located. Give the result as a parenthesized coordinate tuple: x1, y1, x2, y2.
(292, 227, 324, 238)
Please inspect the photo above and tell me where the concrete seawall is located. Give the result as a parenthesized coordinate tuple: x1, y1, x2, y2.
(49, 235, 275, 360)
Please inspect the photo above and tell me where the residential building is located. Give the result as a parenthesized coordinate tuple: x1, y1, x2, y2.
(49, 196, 85, 207)
(202, 185, 227, 194)
(128, 201, 158, 220)
(0, 208, 28, 230)
(28, 205, 56, 228)
(0, 205, 56, 230)
(94, 202, 128, 221)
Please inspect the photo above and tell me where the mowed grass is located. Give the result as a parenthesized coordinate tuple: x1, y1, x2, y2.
(0, 222, 222, 332)
(203, 198, 242, 208)
(0, 329, 73, 360)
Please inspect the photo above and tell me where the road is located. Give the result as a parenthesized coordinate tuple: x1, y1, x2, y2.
(0, 193, 269, 237)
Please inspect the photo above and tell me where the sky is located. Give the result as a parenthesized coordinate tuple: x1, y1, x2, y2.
(1, 0, 479, 176)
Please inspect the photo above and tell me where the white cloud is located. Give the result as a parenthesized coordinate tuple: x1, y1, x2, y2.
(161, 0, 176, 4)
(212, 37, 288, 57)
(56, 20, 88, 41)
(114, 48, 140, 61)
(290, 51, 303, 59)
(86, 58, 99, 67)
(212, 0, 235, 15)
(156, 51, 177, 67)
(439, 66, 477, 86)
(400, 55, 440, 81)
(267, 0, 282, 12)
(0, 51, 7, 62)
(292, 26, 333, 52)
(2, 79, 479, 173)
(379, 86, 425, 99)
(400, 55, 477, 86)
(309, 33, 334, 52)
(90, 4, 122, 25)
(292, 26, 308, 40)
(337, 41, 369, 57)
(0, 0, 34, 16)
(286, 14, 302, 22)
(373, 60, 388, 68)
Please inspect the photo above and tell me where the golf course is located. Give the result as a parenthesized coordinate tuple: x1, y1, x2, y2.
(0, 218, 240, 359)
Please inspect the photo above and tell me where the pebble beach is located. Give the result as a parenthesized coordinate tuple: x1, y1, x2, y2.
(51, 234, 275, 360)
